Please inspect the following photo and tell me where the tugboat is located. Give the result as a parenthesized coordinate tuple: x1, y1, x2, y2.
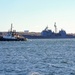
(0, 24, 27, 41)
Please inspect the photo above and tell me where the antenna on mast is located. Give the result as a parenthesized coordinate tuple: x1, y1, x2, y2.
(54, 22, 57, 33)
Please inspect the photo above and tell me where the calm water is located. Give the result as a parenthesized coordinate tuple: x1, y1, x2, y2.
(0, 39, 75, 75)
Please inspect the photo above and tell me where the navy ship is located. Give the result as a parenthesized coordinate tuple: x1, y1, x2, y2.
(23, 22, 75, 39)
(0, 24, 27, 41)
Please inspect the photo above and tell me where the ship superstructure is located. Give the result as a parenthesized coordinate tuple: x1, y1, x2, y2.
(41, 23, 66, 38)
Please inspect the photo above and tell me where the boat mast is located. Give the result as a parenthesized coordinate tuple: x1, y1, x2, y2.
(11, 23, 13, 32)
(10, 23, 13, 36)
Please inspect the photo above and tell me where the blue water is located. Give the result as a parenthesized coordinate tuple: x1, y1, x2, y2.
(0, 39, 75, 75)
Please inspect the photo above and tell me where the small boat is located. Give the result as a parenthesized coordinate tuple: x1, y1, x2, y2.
(0, 24, 27, 41)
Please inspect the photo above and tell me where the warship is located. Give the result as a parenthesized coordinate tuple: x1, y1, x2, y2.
(23, 22, 75, 39)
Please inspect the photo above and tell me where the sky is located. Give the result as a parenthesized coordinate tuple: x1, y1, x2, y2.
(0, 0, 75, 33)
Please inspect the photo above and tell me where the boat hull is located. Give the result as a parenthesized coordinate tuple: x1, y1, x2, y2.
(0, 36, 27, 41)
(23, 35, 75, 39)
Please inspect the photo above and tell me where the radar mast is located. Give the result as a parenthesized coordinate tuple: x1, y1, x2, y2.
(54, 22, 57, 33)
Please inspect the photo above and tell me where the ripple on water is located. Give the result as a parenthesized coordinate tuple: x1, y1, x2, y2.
(0, 39, 75, 75)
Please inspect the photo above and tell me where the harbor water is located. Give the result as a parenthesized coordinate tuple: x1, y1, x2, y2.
(0, 39, 75, 75)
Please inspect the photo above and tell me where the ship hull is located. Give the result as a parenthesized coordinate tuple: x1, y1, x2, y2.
(23, 35, 75, 39)
(0, 36, 27, 41)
